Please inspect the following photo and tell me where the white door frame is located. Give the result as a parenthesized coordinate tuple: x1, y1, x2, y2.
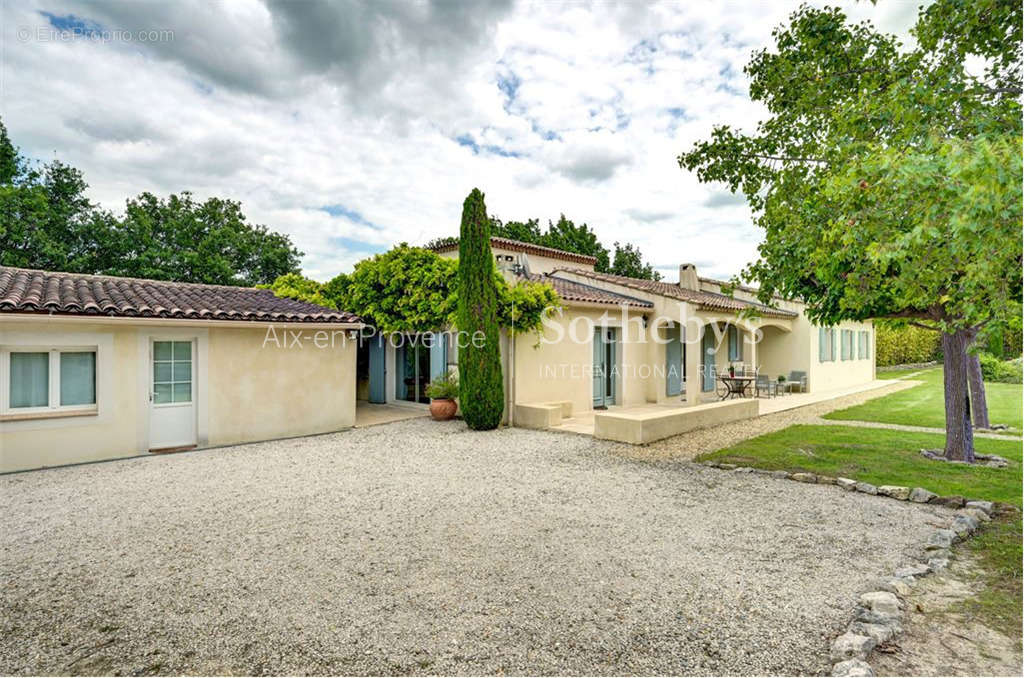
(136, 328, 209, 453)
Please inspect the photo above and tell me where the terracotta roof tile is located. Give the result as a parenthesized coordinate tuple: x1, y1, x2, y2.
(527, 273, 652, 308)
(551, 268, 798, 318)
(0, 267, 361, 324)
(428, 237, 599, 266)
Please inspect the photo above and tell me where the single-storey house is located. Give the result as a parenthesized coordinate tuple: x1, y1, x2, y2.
(0, 267, 362, 473)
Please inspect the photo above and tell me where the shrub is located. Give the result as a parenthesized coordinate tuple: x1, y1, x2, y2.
(456, 189, 504, 430)
(875, 324, 942, 366)
(425, 370, 459, 400)
(977, 352, 1023, 384)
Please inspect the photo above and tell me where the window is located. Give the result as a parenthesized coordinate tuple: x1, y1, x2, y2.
(818, 327, 837, 362)
(3, 348, 97, 415)
(858, 330, 871, 359)
(841, 330, 854, 360)
(153, 341, 192, 404)
(727, 326, 740, 361)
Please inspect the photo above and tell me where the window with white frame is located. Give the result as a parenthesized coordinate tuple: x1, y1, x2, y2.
(2, 347, 97, 415)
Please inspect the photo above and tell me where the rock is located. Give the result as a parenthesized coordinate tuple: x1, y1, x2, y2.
(849, 620, 896, 644)
(962, 507, 990, 523)
(770, 470, 789, 480)
(988, 424, 1008, 431)
(925, 529, 956, 550)
(878, 485, 911, 500)
(893, 563, 929, 579)
(860, 591, 902, 617)
(817, 475, 837, 485)
(701, 460, 717, 467)
(751, 468, 773, 476)
(832, 659, 875, 677)
(876, 577, 913, 597)
(928, 556, 950, 571)
(919, 448, 944, 461)
(908, 487, 937, 503)
(854, 605, 902, 627)
(718, 463, 737, 470)
(830, 632, 877, 662)
(927, 548, 950, 562)
(855, 482, 878, 495)
(792, 472, 817, 483)
(930, 495, 966, 508)
(837, 477, 857, 491)
(951, 514, 978, 538)
(733, 466, 754, 473)
(965, 500, 995, 516)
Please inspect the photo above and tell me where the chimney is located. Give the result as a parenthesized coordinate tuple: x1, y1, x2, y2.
(678, 263, 699, 290)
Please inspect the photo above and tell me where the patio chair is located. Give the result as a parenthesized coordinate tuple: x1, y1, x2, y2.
(784, 370, 807, 393)
(755, 374, 777, 398)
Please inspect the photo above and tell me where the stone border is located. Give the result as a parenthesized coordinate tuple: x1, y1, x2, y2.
(877, 361, 939, 372)
(698, 460, 1003, 677)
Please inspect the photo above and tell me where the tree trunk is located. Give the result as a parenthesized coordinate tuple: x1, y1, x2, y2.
(942, 329, 976, 462)
(967, 352, 991, 429)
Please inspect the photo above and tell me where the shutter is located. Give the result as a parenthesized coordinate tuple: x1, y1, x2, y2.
(429, 332, 446, 381)
(665, 325, 682, 396)
(830, 329, 837, 361)
(818, 327, 827, 362)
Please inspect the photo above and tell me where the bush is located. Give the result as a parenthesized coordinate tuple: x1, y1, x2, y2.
(977, 353, 1023, 383)
(456, 189, 504, 430)
(425, 370, 459, 400)
(875, 325, 942, 366)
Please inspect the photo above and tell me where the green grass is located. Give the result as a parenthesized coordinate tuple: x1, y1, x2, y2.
(826, 367, 1023, 432)
(701, 423, 1022, 645)
(956, 515, 1023, 644)
(699, 425, 1022, 505)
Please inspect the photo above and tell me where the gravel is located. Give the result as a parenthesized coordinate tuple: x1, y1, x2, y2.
(0, 419, 952, 676)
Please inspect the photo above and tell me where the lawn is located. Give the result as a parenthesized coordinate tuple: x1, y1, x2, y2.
(827, 367, 1023, 432)
(699, 424, 1023, 645)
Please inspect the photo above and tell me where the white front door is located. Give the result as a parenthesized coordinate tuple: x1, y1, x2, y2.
(149, 339, 196, 450)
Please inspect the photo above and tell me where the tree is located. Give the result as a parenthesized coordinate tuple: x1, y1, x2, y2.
(267, 244, 560, 334)
(491, 218, 543, 243)
(0, 119, 302, 286)
(456, 189, 504, 430)
(609, 241, 662, 280)
(541, 214, 611, 271)
(679, 2, 1022, 462)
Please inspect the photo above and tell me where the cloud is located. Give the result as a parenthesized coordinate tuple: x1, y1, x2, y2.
(4, 0, 921, 281)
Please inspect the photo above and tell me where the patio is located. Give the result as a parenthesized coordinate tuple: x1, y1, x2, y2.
(550, 379, 901, 439)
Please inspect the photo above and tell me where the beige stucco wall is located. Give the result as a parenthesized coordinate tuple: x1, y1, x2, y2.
(807, 321, 876, 390)
(1, 319, 356, 473)
(513, 306, 648, 415)
(1, 321, 139, 473)
(206, 326, 356, 446)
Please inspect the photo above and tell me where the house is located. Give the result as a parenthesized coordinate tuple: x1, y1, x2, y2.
(426, 237, 876, 437)
(0, 267, 362, 473)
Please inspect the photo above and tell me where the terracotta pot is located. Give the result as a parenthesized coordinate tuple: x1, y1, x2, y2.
(429, 398, 458, 421)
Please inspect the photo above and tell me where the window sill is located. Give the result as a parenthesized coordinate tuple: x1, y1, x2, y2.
(0, 408, 98, 422)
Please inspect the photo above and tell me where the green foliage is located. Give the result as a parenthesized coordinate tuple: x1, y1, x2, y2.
(260, 272, 334, 307)
(542, 214, 611, 271)
(498, 276, 561, 334)
(424, 369, 459, 400)
(609, 241, 662, 280)
(875, 324, 942, 366)
(678, 2, 1022, 333)
(457, 188, 504, 430)
(491, 218, 543, 243)
(977, 353, 1023, 384)
(0, 119, 302, 285)
(337, 244, 458, 334)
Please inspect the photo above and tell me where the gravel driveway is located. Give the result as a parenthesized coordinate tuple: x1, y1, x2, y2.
(1, 419, 950, 676)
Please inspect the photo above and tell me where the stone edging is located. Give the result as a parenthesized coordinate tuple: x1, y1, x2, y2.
(877, 361, 939, 372)
(698, 460, 1001, 677)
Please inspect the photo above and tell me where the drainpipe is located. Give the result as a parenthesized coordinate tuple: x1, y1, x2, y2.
(508, 329, 516, 427)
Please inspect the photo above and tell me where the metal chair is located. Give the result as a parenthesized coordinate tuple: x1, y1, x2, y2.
(755, 374, 777, 398)
(784, 370, 807, 393)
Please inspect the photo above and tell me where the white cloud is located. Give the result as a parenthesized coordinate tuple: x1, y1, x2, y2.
(4, 0, 922, 282)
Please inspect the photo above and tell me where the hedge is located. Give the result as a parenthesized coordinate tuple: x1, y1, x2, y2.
(875, 325, 942, 366)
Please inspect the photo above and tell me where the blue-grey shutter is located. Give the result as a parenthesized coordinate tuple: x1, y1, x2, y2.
(593, 329, 604, 406)
(666, 325, 682, 396)
(830, 329, 837, 361)
(818, 327, 827, 362)
(701, 329, 716, 392)
(368, 335, 386, 403)
(728, 326, 739, 361)
(429, 332, 446, 381)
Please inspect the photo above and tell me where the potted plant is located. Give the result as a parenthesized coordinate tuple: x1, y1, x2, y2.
(425, 370, 459, 421)
(777, 375, 786, 384)
(728, 364, 736, 378)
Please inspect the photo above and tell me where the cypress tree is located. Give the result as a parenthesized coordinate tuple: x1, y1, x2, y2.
(457, 188, 504, 430)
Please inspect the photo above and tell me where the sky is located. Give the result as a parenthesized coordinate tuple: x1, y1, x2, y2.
(2, 0, 923, 282)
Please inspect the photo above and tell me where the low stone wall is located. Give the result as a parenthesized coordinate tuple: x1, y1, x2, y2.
(594, 399, 758, 444)
(877, 361, 938, 372)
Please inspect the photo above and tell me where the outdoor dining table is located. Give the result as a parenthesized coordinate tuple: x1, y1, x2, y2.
(718, 375, 755, 400)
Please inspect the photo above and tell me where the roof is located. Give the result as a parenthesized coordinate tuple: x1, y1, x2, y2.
(529, 273, 652, 309)
(428, 237, 598, 266)
(551, 268, 798, 318)
(0, 267, 361, 324)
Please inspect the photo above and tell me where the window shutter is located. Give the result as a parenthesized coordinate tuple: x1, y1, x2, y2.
(830, 329, 837, 361)
(728, 326, 739, 361)
(819, 327, 826, 362)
